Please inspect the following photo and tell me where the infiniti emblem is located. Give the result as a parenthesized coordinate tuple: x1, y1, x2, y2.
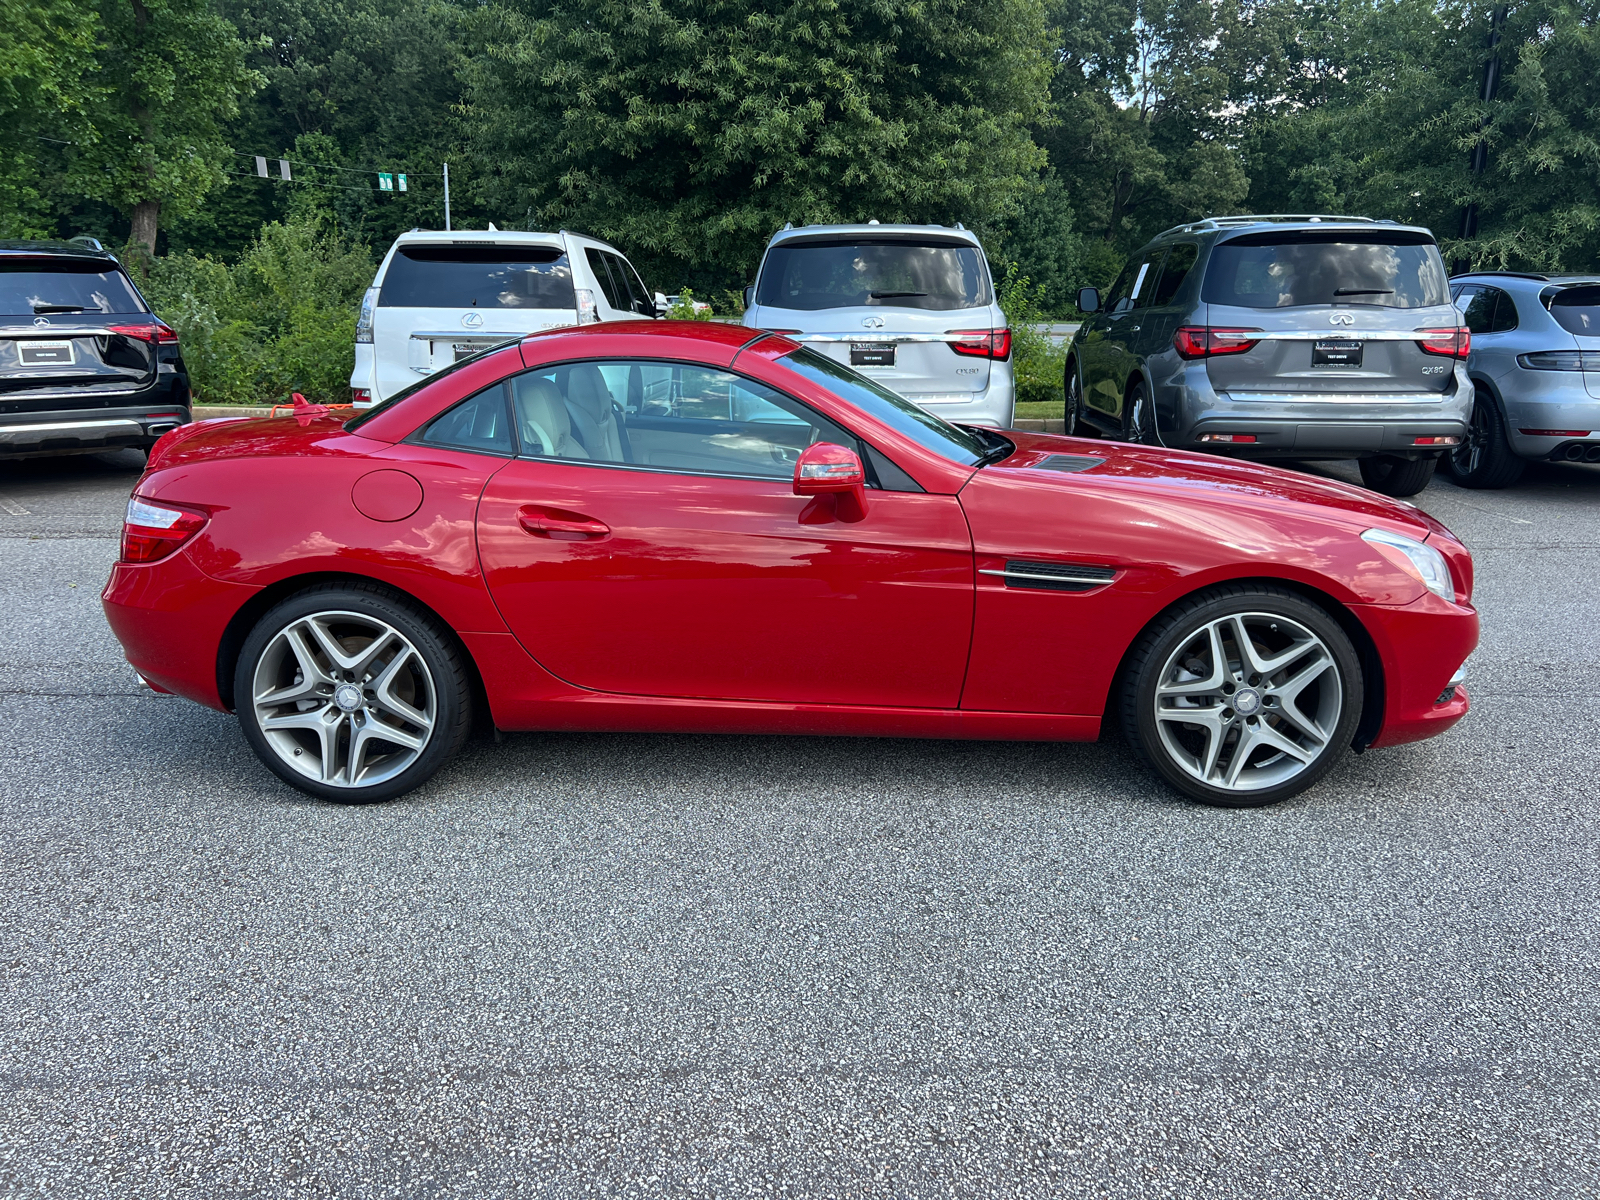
(461, 311, 484, 329)
(33, 316, 50, 327)
(860, 316, 885, 329)
(1328, 312, 1355, 326)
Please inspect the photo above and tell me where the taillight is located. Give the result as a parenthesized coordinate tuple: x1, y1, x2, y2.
(1173, 326, 1262, 358)
(351, 387, 373, 406)
(947, 328, 1012, 360)
(107, 322, 179, 345)
(1517, 350, 1600, 371)
(121, 497, 207, 564)
(576, 289, 599, 323)
(1416, 327, 1470, 358)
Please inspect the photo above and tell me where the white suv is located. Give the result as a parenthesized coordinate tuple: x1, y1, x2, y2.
(350, 229, 659, 405)
(742, 223, 1015, 427)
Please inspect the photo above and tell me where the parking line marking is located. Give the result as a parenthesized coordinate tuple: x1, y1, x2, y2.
(0, 496, 29, 516)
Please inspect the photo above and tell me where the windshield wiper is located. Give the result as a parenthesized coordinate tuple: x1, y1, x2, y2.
(961, 425, 1013, 466)
(868, 291, 927, 299)
(1333, 288, 1393, 296)
(33, 304, 85, 314)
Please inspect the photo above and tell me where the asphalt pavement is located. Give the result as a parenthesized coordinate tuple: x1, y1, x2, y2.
(1, 448, 1596, 1199)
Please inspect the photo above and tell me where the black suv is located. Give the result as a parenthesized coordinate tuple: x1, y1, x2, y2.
(1066, 216, 1471, 497)
(1, 240, 190, 459)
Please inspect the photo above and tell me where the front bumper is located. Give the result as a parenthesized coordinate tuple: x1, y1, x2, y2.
(1353, 591, 1479, 749)
(0, 400, 190, 457)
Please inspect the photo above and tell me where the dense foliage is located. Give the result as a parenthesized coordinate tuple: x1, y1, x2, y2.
(7, 0, 1595, 401)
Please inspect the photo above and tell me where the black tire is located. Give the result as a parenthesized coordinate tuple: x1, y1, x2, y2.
(1125, 378, 1157, 444)
(1065, 364, 1097, 438)
(234, 582, 473, 804)
(1119, 585, 1363, 808)
(1358, 454, 1437, 497)
(1444, 388, 1525, 489)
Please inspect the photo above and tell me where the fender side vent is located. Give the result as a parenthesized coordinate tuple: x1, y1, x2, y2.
(1037, 454, 1105, 473)
(982, 559, 1117, 592)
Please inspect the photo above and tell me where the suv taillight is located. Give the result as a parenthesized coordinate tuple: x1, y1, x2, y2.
(576, 289, 599, 323)
(947, 328, 1012, 360)
(354, 286, 378, 344)
(121, 497, 207, 564)
(1173, 326, 1262, 359)
(1416, 327, 1470, 358)
(107, 322, 179, 345)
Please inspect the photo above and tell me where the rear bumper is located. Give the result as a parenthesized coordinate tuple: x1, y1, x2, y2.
(1352, 593, 1479, 749)
(0, 396, 191, 457)
(915, 365, 1015, 429)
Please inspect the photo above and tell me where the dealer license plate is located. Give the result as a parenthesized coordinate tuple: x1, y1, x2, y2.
(850, 343, 896, 368)
(18, 340, 75, 366)
(1312, 339, 1363, 368)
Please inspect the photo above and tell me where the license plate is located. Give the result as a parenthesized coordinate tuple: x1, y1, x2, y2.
(1312, 339, 1363, 367)
(850, 342, 895, 367)
(18, 340, 75, 366)
(452, 342, 489, 362)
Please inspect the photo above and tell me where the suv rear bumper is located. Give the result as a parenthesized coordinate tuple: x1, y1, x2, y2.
(1161, 363, 1470, 458)
(0, 400, 190, 458)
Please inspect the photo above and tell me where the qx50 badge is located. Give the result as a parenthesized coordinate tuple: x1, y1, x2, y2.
(1328, 312, 1356, 326)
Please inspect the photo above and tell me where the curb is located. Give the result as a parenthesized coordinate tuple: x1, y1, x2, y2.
(1012, 419, 1066, 433)
(192, 405, 274, 419)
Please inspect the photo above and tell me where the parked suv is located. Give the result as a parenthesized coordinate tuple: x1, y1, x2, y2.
(351, 229, 660, 406)
(742, 223, 1014, 427)
(1442, 271, 1600, 488)
(0, 240, 190, 458)
(1067, 216, 1471, 497)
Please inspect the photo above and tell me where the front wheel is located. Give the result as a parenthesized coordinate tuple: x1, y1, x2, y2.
(1120, 586, 1363, 807)
(1358, 454, 1436, 497)
(235, 583, 473, 803)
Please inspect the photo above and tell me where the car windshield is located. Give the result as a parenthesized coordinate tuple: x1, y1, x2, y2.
(378, 245, 577, 309)
(1547, 285, 1600, 336)
(0, 259, 147, 316)
(779, 346, 989, 466)
(756, 239, 991, 312)
(1202, 232, 1450, 309)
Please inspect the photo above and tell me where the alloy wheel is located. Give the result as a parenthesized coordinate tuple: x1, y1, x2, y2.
(1451, 398, 1489, 476)
(250, 610, 437, 789)
(1152, 611, 1342, 793)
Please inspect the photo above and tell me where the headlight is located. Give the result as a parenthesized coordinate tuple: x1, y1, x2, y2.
(1361, 528, 1455, 601)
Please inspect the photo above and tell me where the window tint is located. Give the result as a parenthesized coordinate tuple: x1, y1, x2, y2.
(1202, 232, 1450, 309)
(1491, 289, 1519, 332)
(1100, 261, 1136, 313)
(417, 384, 515, 455)
(780, 346, 987, 467)
(379, 244, 576, 309)
(585, 248, 625, 310)
(756, 240, 992, 312)
(608, 253, 650, 315)
(0, 259, 147, 316)
(1150, 244, 1198, 306)
(1459, 286, 1497, 335)
(1547, 285, 1600, 336)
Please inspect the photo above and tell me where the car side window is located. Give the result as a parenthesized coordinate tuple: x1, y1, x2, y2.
(416, 382, 516, 455)
(1149, 243, 1198, 307)
(608, 253, 650, 316)
(1491, 288, 1519, 332)
(507, 359, 875, 483)
(1108, 254, 1157, 315)
(585, 248, 626, 310)
(1101, 261, 1136, 315)
(1459, 286, 1497, 335)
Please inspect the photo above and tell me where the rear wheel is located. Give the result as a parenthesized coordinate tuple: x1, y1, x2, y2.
(1359, 454, 1437, 497)
(1121, 586, 1363, 808)
(1445, 388, 1524, 489)
(235, 583, 472, 803)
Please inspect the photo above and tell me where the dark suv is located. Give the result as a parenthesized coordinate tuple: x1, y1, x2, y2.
(1, 240, 190, 459)
(1066, 216, 1471, 497)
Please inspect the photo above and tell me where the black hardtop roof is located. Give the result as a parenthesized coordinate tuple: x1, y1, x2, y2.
(0, 239, 119, 263)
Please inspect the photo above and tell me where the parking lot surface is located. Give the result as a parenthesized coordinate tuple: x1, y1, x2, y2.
(1, 449, 1596, 1199)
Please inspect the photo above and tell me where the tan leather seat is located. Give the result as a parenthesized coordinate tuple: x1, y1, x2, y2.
(565, 365, 626, 461)
(512, 377, 588, 459)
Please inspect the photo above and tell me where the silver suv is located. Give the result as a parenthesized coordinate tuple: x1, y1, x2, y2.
(742, 223, 1015, 428)
(1067, 216, 1471, 497)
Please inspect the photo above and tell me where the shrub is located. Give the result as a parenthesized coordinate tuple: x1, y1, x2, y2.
(997, 262, 1066, 409)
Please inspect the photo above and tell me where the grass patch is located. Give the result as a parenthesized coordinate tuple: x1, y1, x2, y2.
(1014, 400, 1065, 420)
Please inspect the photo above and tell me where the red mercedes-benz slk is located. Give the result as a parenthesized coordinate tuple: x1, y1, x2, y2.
(102, 322, 1477, 807)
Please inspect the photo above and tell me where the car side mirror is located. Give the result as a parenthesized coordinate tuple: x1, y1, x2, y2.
(743, 285, 754, 310)
(793, 442, 867, 521)
(654, 291, 669, 317)
(1077, 287, 1101, 314)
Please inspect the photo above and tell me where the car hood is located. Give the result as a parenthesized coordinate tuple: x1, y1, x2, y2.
(147, 412, 373, 472)
(988, 431, 1438, 539)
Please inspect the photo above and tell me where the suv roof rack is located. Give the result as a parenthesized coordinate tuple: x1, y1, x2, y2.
(1167, 214, 1392, 236)
(69, 235, 105, 252)
(1450, 270, 1551, 282)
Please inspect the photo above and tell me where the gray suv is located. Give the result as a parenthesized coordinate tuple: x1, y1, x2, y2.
(1067, 216, 1471, 497)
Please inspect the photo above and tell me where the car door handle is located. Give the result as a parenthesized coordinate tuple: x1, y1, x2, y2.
(518, 507, 610, 539)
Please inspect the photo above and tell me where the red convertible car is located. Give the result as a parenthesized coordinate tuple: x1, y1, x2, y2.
(103, 322, 1477, 807)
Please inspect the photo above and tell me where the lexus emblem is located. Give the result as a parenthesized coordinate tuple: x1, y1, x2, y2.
(33, 316, 49, 327)
(1329, 312, 1355, 326)
(461, 311, 484, 329)
(860, 316, 885, 329)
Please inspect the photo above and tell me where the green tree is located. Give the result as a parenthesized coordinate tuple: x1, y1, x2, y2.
(67, 0, 261, 255)
(464, 0, 1054, 288)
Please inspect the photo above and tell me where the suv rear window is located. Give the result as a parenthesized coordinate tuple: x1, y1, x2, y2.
(379, 245, 577, 309)
(756, 239, 991, 312)
(1202, 231, 1450, 310)
(1, 258, 147, 316)
(1547, 285, 1600, 336)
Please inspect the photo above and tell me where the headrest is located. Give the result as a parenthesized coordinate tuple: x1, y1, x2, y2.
(513, 377, 569, 453)
(566, 365, 614, 421)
